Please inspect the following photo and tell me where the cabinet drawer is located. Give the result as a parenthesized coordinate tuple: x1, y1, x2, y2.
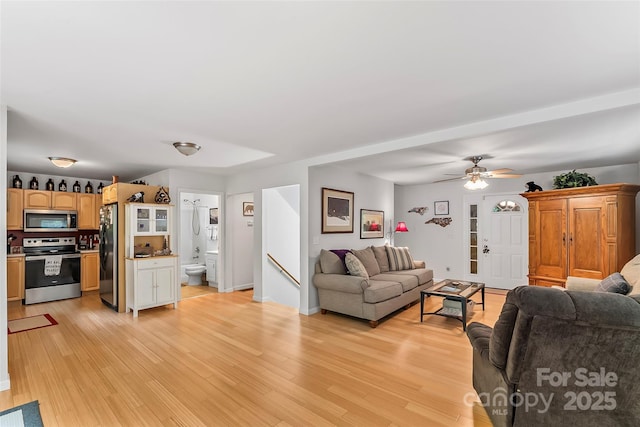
(135, 257, 175, 269)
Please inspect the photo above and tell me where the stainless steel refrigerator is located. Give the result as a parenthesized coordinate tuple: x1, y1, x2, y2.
(99, 203, 118, 310)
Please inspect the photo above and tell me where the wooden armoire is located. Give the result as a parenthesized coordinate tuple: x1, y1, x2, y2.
(522, 183, 640, 287)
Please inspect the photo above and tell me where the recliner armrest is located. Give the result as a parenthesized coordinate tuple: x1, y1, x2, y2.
(565, 276, 600, 292)
(466, 322, 492, 360)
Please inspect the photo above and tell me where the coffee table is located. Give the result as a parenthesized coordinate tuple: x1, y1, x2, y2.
(420, 279, 485, 331)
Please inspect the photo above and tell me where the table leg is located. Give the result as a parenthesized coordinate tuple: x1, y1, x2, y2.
(461, 297, 467, 331)
(481, 286, 485, 311)
(420, 293, 425, 322)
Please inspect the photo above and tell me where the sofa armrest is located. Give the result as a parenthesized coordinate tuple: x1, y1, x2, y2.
(413, 260, 426, 269)
(565, 276, 600, 292)
(467, 322, 493, 359)
(312, 273, 368, 293)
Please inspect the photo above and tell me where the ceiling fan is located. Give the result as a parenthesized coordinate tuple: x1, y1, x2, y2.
(434, 155, 522, 189)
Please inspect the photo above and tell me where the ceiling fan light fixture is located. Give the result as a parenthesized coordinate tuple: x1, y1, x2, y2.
(173, 142, 201, 156)
(48, 157, 77, 168)
(464, 176, 488, 190)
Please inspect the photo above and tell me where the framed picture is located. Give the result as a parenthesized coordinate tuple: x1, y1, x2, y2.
(243, 202, 254, 216)
(321, 187, 354, 234)
(434, 200, 449, 215)
(360, 209, 384, 239)
(209, 208, 219, 224)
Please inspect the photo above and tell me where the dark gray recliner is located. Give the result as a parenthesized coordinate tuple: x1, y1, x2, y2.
(467, 286, 640, 426)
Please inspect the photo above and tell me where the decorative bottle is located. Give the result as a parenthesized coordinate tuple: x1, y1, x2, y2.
(46, 178, 55, 191)
(73, 180, 81, 193)
(97, 182, 104, 194)
(12, 175, 22, 188)
(29, 177, 39, 190)
(85, 181, 93, 193)
(59, 180, 67, 192)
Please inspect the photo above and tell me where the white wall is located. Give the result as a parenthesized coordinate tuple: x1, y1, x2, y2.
(1, 106, 9, 390)
(308, 165, 395, 311)
(263, 185, 300, 308)
(228, 192, 254, 291)
(394, 163, 640, 281)
(225, 160, 310, 311)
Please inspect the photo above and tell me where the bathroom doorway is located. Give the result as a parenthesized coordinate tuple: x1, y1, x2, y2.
(178, 190, 222, 300)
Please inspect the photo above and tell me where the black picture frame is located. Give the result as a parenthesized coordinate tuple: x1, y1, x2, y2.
(434, 200, 449, 215)
(360, 209, 384, 239)
(321, 187, 354, 234)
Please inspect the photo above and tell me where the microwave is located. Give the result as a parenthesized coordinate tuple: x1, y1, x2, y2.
(24, 209, 78, 232)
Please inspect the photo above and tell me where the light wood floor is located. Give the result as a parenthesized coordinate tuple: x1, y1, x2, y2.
(181, 283, 219, 300)
(1, 289, 506, 426)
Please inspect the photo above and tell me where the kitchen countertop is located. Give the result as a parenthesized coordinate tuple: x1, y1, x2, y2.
(7, 252, 25, 258)
(79, 249, 99, 253)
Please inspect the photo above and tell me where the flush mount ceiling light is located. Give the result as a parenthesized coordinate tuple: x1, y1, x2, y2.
(48, 157, 77, 168)
(173, 142, 201, 156)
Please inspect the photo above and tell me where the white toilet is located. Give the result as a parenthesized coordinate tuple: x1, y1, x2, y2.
(184, 265, 206, 285)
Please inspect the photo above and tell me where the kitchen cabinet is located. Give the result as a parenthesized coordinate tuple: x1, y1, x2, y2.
(7, 256, 25, 302)
(522, 183, 640, 287)
(81, 252, 100, 291)
(7, 188, 23, 230)
(24, 189, 77, 209)
(129, 204, 170, 236)
(125, 257, 177, 317)
(77, 193, 101, 229)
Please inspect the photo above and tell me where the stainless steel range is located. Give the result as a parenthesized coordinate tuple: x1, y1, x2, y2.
(23, 237, 81, 304)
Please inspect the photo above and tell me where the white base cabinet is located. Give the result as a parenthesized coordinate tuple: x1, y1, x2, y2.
(126, 256, 178, 317)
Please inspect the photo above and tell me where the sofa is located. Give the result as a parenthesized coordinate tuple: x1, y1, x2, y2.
(467, 286, 640, 426)
(564, 253, 640, 294)
(312, 246, 433, 327)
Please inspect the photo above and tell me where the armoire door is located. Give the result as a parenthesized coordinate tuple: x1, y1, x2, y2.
(535, 199, 567, 279)
(568, 196, 606, 279)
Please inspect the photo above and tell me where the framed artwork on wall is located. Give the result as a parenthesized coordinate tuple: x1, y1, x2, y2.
(243, 202, 254, 216)
(434, 200, 449, 215)
(360, 209, 384, 239)
(209, 208, 219, 224)
(321, 187, 354, 234)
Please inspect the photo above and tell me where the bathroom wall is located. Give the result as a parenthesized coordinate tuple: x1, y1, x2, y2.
(179, 192, 219, 266)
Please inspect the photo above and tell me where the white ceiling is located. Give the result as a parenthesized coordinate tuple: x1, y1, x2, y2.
(2, 1, 639, 183)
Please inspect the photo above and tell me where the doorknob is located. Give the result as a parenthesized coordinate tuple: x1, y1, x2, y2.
(483, 245, 490, 254)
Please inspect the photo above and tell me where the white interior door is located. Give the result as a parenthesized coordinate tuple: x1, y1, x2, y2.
(481, 194, 528, 289)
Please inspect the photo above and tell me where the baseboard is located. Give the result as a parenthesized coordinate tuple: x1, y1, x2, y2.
(300, 306, 320, 316)
(0, 374, 10, 391)
(234, 283, 253, 292)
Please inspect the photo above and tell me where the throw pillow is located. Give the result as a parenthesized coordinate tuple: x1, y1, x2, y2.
(328, 249, 350, 272)
(386, 246, 414, 271)
(594, 273, 631, 295)
(351, 247, 381, 277)
(371, 245, 390, 273)
(345, 253, 369, 280)
(319, 249, 346, 275)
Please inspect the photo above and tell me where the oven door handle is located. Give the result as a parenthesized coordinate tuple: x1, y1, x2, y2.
(25, 253, 81, 261)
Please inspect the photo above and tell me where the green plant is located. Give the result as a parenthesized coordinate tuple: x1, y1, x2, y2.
(553, 170, 598, 189)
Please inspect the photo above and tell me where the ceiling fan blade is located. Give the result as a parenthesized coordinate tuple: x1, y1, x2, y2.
(486, 168, 513, 175)
(488, 173, 523, 179)
(433, 176, 466, 183)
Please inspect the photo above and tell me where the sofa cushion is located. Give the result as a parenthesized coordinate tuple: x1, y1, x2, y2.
(621, 254, 640, 295)
(384, 268, 434, 285)
(351, 247, 381, 277)
(595, 272, 631, 295)
(364, 280, 403, 303)
(319, 249, 346, 275)
(372, 273, 418, 292)
(345, 253, 369, 280)
(386, 246, 414, 271)
(371, 245, 390, 273)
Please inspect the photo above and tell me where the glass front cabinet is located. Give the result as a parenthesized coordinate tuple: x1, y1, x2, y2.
(133, 205, 170, 235)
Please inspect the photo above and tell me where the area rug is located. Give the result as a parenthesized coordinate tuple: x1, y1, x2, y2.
(8, 314, 57, 334)
(0, 400, 44, 427)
